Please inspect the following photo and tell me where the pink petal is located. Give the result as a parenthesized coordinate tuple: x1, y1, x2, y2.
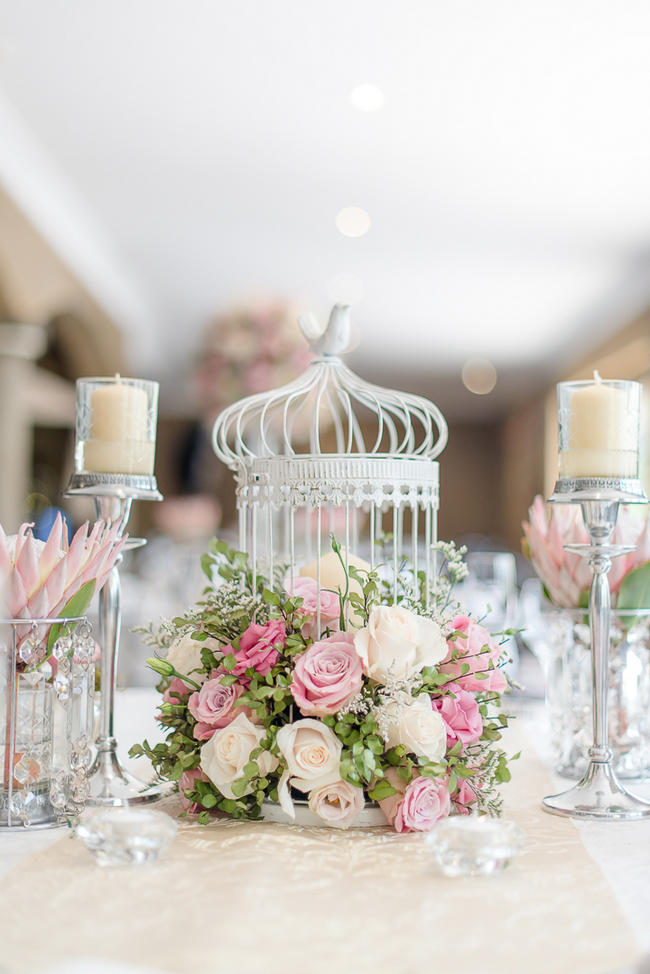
(7, 569, 28, 618)
(15, 537, 42, 600)
(39, 513, 65, 580)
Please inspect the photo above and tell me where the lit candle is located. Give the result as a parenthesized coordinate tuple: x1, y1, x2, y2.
(558, 372, 640, 479)
(79, 375, 157, 475)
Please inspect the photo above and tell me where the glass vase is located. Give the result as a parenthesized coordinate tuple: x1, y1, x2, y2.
(0, 617, 96, 828)
(539, 608, 650, 779)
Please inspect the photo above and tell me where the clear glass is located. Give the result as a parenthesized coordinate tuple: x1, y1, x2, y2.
(427, 817, 525, 877)
(0, 617, 95, 828)
(75, 807, 177, 865)
(557, 378, 640, 480)
(526, 605, 650, 779)
(75, 376, 159, 476)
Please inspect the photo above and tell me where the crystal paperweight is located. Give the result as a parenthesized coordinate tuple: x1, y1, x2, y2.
(426, 817, 525, 877)
(75, 807, 177, 866)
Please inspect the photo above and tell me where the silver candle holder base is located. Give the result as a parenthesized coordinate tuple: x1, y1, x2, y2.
(66, 472, 168, 806)
(542, 476, 650, 821)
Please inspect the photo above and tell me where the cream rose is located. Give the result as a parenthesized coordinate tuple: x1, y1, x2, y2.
(276, 718, 342, 817)
(354, 605, 447, 684)
(379, 693, 447, 763)
(308, 779, 365, 829)
(200, 712, 278, 799)
(166, 631, 222, 682)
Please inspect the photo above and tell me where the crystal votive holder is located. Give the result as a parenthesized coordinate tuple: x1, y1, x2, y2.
(75, 376, 159, 477)
(557, 377, 640, 480)
(75, 807, 177, 866)
(426, 817, 525, 877)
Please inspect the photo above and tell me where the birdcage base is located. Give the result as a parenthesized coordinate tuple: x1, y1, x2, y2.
(260, 799, 387, 828)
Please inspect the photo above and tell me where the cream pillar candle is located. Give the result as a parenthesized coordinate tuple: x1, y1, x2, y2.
(558, 372, 639, 479)
(300, 549, 371, 626)
(79, 376, 157, 475)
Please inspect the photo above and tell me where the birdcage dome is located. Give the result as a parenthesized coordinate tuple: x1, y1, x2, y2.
(212, 304, 447, 469)
(211, 305, 447, 604)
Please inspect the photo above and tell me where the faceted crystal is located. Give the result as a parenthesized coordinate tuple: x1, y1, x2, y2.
(49, 771, 68, 810)
(18, 636, 45, 666)
(54, 675, 71, 702)
(13, 754, 41, 785)
(52, 636, 72, 661)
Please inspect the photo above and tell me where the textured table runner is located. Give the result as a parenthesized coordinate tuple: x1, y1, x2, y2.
(0, 722, 641, 974)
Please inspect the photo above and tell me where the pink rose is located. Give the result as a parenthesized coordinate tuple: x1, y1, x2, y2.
(454, 778, 479, 813)
(230, 619, 286, 682)
(439, 615, 507, 694)
(434, 684, 483, 748)
(290, 632, 363, 717)
(188, 672, 245, 740)
(285, 576, 341, 640)
(162, 676, 190, 706)
(178, 768, 209, 813)
(377, 768, 407, 827)
(396, 776, 450, 833)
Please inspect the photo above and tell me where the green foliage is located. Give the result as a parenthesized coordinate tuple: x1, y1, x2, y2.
(617, 562, 650, 611)
(129, 534, 515, 827)
(47, 580, 96, 652)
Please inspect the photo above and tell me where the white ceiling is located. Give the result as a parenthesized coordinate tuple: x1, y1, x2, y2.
(1, 0, 650, 417)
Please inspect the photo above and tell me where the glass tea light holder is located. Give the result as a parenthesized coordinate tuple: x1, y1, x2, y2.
(67, 376, 165, 806)
(543, 373, 650, 820)
(74, 375, 158, 479)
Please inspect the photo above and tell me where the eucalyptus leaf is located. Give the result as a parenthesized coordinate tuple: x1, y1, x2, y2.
(47, 579, 96, 653)
(617, 562, 650, 612)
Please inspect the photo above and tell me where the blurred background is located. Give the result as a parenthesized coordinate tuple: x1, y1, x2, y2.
(0, 0, 648, 684)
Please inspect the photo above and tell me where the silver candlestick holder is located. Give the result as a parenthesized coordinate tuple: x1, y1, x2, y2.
(542, 476, 650, 820)
(65, 472, 166, 805)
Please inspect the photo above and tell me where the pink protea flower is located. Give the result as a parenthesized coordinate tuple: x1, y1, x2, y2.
(522, 495, 650, 607)
(0, 514, 125, 653)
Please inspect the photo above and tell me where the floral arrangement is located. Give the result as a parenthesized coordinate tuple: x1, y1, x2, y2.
(522, 496, 650, 609)
(133, 539, 515, 832)
(193, 301, 312, 420)
(0, 514, 125, 664)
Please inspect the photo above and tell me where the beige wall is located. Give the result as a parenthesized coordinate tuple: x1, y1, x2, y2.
(0, 183, 123, 372)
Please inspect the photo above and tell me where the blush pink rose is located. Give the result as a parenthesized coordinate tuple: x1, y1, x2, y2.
(395, 775, 451, 833)
(284, 576, 341, 640)
(377, 768, 407, 827)
(162, 676, 191, 706)
(188, 672, 245, 740)
(434, 684, 483, 748)
(178, 767, 209, 813)
(454, 778, 480, 813)
(230, 619, 286, 682)
(290, 632, 363, 716)
(439, 615, 507, 694)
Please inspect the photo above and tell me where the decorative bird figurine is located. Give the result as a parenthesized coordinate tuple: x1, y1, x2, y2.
(297, 303, 355, 357)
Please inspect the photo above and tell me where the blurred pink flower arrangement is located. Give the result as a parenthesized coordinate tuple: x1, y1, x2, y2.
(522, 495, 650, 608)
(194, 301, 312, 422)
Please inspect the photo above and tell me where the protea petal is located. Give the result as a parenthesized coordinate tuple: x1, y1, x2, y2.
(7, 569, 29, 619)
(39, 513, 65, 581)
(26, 584, 52, 619)
(15, 535, 43, 600)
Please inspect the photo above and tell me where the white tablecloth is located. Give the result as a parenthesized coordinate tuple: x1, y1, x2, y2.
(1, 690, 649, 974)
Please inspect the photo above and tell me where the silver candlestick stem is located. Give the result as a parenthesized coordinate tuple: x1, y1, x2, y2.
(66, 473, 167, 805)
(542, 477, 650, 820)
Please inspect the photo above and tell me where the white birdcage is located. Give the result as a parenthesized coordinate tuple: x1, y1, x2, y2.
(212, 304, 448, 620)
